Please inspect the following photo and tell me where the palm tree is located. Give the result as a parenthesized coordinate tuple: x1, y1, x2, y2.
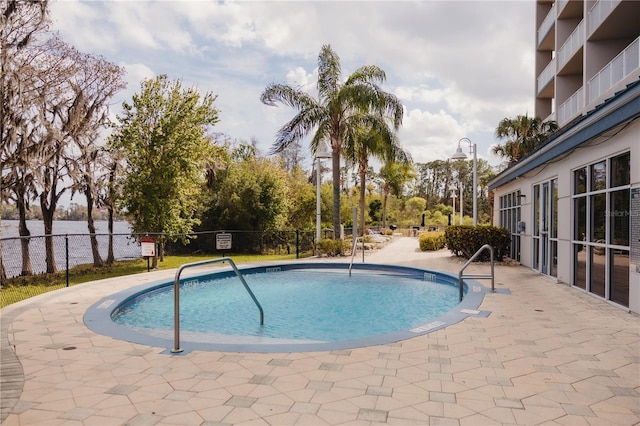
(343, 122, 409, 238)
(260, 44, 403, 238)
(492, 114, 558, 166)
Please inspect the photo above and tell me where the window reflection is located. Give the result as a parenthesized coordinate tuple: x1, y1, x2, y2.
(574, 244, 586, 289)
(575, 168, 587, 193)
(610, 249, 629, 306)
(590, 193, 606, 241)
(575, 197, 586, 242)
(591, 161, 606, 191)
(610, 152, 630, 187)
(610, 189, 630, 246)
(589, 246, 605, 297)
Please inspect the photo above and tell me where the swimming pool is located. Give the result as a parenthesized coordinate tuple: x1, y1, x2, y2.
(84, 263, 487, 353)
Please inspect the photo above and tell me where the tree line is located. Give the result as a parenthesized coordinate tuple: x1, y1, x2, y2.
(1, 1, 557, 281)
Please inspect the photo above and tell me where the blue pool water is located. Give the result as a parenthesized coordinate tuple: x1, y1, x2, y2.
(113, 268, 459, 342)
(85, 263, 485, 353)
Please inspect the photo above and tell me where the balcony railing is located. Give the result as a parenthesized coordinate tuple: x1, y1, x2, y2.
(558, 20, 585, 70)
(588, 37, 640, 104)
(537, 59, 556, 95)
(557, 0, 569, 16)
(588, 0, 621, 35)
(558, 86, 584, 126)
(537, 3, 556, 47)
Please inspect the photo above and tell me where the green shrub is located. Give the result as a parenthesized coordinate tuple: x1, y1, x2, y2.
(444, 226, 511, 261)
(418, 231, 446, 251)
(317, 238, 351, 256)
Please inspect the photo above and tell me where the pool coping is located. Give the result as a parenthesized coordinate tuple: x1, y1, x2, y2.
(84, 262, 490, 354)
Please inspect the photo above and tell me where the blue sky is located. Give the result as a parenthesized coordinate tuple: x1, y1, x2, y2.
(49, 0, 535, 168)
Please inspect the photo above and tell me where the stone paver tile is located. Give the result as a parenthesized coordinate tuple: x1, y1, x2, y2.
(105, 384, 139, 395)
(357, 408, 388, 422)
(512, 405, 566, 425)
(165, 390, 195, 401)
(122, 413, 162, 426)
(459, 414, 502, 425)
(430, 391, 456, 403)
(480, 407, 517, 424)
(197, 405, 234, 422)
(319, 363, 342, 371)
(267, 358, 292, 367)
(316, 406, 358, 424)
(366, 385, 392, 397)
(290, 401, 320, 414)
(561, 403, 595, 417)
(553, 414, 591, 425)
(429, 416, 460, 425)
(225, 396, 257, 408)
(249, 374, 275, 385)
(220, 406, 262, 424)
(307, 380, 333, 391)
(81, 415, 127, 426)
(60, 407, 96, 421)
(249, 401, 292, 418)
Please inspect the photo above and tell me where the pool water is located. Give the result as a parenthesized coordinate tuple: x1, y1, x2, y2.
(113, 268, 459, 343)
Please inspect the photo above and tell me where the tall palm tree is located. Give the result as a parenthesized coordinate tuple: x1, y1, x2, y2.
(260, 44, 403, 238)
(343, 122, 409, 237)
(492, 114, 558, 166)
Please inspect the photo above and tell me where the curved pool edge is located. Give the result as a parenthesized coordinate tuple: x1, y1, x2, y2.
(84, 262, 488, 354)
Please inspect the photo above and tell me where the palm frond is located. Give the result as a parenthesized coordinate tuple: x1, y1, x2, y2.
(260, 84, 317, 111)
(317, 44, 341, 103)
(270, 106, 327, 154)
(346, 65, 386, 86)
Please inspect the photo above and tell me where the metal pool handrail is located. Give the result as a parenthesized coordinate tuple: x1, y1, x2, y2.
(458, 244, 495, 302)
(171, 257, 264, 353)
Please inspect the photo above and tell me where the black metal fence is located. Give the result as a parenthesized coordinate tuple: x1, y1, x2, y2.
(1, 229, 316, 282)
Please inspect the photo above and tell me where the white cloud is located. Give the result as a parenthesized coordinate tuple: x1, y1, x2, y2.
(48, 0, 535, 168)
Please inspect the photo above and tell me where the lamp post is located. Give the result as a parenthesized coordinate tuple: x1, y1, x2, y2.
(451, 137, 477, 226)
(315, 140, 332, 251)
(451, 190, 457, 225)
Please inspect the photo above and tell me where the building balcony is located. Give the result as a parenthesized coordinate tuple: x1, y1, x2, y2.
(537, 3, 556, 49)
(588, 0, 621, 36)
(587, 36, 640, 105)
(558, 0, 583, 19)
(557, 86, 584, 126)
(537, 59, 556, 95)
(558, 20, 585, 72)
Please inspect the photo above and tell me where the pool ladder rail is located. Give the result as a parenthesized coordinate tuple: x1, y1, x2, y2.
(458, 244, 495, 302)
(171, 257, 264, 353)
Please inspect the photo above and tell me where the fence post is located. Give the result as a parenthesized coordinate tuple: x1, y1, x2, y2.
(65, 234, 69, 287)
(296, 229, 299, 259)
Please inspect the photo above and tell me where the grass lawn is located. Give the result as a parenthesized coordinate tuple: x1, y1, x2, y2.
(1, 253, 301, 308)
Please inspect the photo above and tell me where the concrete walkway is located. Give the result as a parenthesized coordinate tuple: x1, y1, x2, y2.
(1, 237, 638, 425)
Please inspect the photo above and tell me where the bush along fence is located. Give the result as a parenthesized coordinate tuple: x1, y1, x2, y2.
(0, 229, 316, 284)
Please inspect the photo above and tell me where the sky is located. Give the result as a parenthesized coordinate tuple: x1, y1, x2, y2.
(48, 0, 536, 170)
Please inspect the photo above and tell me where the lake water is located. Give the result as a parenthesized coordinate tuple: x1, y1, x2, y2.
(1, 220, 131, 238)
(1, 220, 138, 279)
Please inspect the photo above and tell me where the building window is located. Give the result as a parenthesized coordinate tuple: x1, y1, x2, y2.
(572, 152, 630, 307)
(499, 191, 521, 261)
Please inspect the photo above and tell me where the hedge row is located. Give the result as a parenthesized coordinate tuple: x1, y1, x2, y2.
(317, 238, 352, 256)
(418, 232, 446, 251)
(444, 226, 511, 261)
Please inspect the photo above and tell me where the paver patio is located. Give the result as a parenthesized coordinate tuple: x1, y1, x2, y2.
(1, 237, 638, 425)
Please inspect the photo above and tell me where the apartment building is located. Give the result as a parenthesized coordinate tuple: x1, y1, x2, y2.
(488, 0, 640, 314)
